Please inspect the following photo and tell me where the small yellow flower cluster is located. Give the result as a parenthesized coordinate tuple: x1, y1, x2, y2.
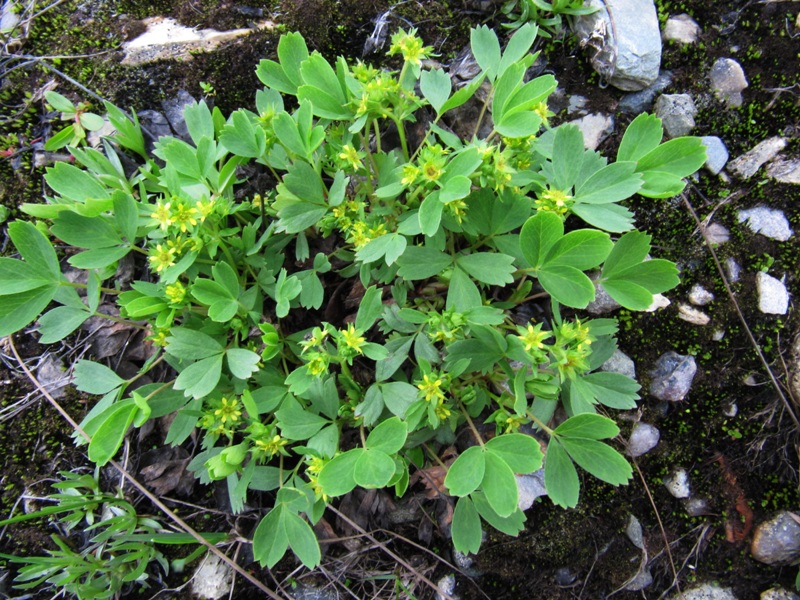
(165, 281, 187, 305)
(214, 396, 243, 424)
(330, 199, 387, 250)
(403, 144, 448, 188)
(551, 319, 594, 380)
(535, 187, 574, 216)
(148, 196, 216, 275)
(518, 323, 551, 354)
(254, 434, 288, 458)
(417, 373, 445, 403)
(353, 72, 406, 118)
(300, 327, 332, 377)
(305, 455, 329, 501)
(337, 144, 364, 171)
(388, 28, 433, 66)
(340, 323, 366, 355)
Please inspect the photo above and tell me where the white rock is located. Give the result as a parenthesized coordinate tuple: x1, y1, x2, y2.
(709, 58, 748, 107)
(628, 423, 660, 457)
(192, 554, 233, 600)
(757, 272, 789, 315)
(689, 284, 714, 306)
(573, 0, 662, 91)
(517, 471, 547, 511)
(726, 258, 741, 282)
(766, 156, 800, 184)
(678, 303, 710, 325)
(122, 16, 274, 66)
(645, 294, 671, 312)
(664, 467, 690, 498)
(570, 113, 614, 150)
(761, 588, 800, 600)
(728, 136, 787, 179)
(601, 348, 636, 379)
(436, 574, 457, 600)
(738, 206, 793, 241)
(712, 330, 726, 341)
(567, 95, 589, 115)
(1, 1, 20, 33)
(663, 13, 701, 44)
(655, 93, 697, 138)
(705, 222, 730, 244)
(701, 136, 729, 175)
(672, 583, 737, 600)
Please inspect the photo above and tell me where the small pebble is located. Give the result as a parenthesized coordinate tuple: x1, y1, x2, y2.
(664, 467, 691, 498)
(655, 93, 697, 138)
(628, 423, 660, 457)
(701, 136, 729, 175)
(761, 588, 800, 600)
(649, 352, 697, 402)
(662, 13, 701, 44)
(689, 284, 714, 306)
(684, 497, 712, 517)
(704, 222, 730, 244)
(751, 511, 800, 566)
(601, 348, 636, 379)
(678, 303, 710, 326)
(757, 272, 789, 315)
(738, 206, 793, 241)
(725, 258, 740, 283)
(436, 574, 457, 600)
(728, 136, 787, 179)
(709, 58, 748, 107)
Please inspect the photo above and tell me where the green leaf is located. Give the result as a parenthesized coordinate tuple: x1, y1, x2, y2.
(283, 161, 325, 203)
(317, 448, 360, 496)
(481, 451, 518, 518)
(544, 439, 580, 508)
(74, 360, 125, 395)
(485, 434, 544, 474)
(272, 111, 306, 157)
(472, 491, 526, 535)
(0, 258, 53, 294)
(420, 68, 452, 115)
(45, 91, 75, 113)
(8, 220, 60, 278)
(166, 328, 224, 360)
(51, 212, 121, 249)
(452, 497, 482, 555)
(445, 445, 486, 497)
(226, 347, 261, 379)
(300, 53, 345, 104)
(456, 252, 516, 286)
(554, 413, 619, 439)
(88, 403, 138, 466)
(396, 246, 452, 280)
(46, 162, 110, 204)
(284, 511, 321, 568)
(355, 286, 383, 331)
(253, 506, 289, 568)
(366, 417, 408, 454)
(113, 192, 139, 244)
(79, 112, 105, 131)
(538, 264, 595, 308)
(519, 211, 563, 269)
(276, 397, 328, 440)
(617, 113, 663, 162)
(498, 23, 538, 76)
(439, 175, 472, 203)
(600, 230, 649, 279)
(570, 202, 635, 233)
(184, 100, 215, 145)
(573, 161, 642, 204)
(447, 266, 482, 311)
(381, 381, 418, 417)
(174, 354, 224, 399)
(495, 111, 543, 138)
(577, 371, 640, 410)
(38, 306, 91, 343)
(544, 229, 612, 270)
(560, 437, 632, 485)
(278, 31, 310, 88)
(551, 124, 585, 190)
(0, 287, 58, 338)
(220, 110, 265, 158)
(356, 384, 384, 426)
(599, 279, 653, 311)
(470, 25, 501, 78)
(354, 449, 395, 488)
(419, 191, 444, 237)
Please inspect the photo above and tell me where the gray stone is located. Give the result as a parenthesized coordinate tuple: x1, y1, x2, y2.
(685, 497, 712, 516)
(725, 258, 741, 282)
(663, 13, 701, 44)
(664, 467, 690, 498)
(436, 574, 457, 600)
(570, 113, 614, 150)
(628, 423, 660, 457)
(573, 0, 662, 91)
(701, 136, 729, 174)
(137, 109, 172, 143)
(738, 206, 793, 241)
(601, 348, 636, 379)
(655, 93, 697, 138)
(567, 95, 589, 115)
(192, 554, 233, 600)
(689, 284, 714, 306)
(710, 58, 748, 107)
(618, 71, 672, 114)
(649, 351, 697, 401)
(35, 354, 70, 400)
(517, 470, 547, 511)
(766, 156, 800, 184)
(728, 136, 786, 179)
(587, 282, 621, 314)
(756, 272, 789, 315)
(751, 511, 800, 566)
(705, 222, 730, 244)
(678, 304, 710, 326)
(761, 588, 800, 600)
(625, 567, 653, 591)
(161, 90, 197, 142)
(671, 583, 737, 600)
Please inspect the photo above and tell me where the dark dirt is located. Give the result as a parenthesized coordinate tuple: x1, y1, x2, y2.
(1, 0, 799, 598)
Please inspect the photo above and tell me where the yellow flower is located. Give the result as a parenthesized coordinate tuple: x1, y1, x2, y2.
(148, 329, 169, 347)
(519, 323, 550, 353)
(535, 188, 573, 216)
(388, 29, 432, 66)
(149, 243, 176, 273)
(151, 200, 172, 230)
(340, 324, 366, 354)
(195, 198, 215, 221)
(172, 201, 199, 232)
(214, 397, 242, 424)
(401, 165, 420, 186)
(254, 434, 288, 457)
(306, 352, 330, 377)
(165, 282, 186, 304)
(434, 404, 451, 420)
(338, 144, 363, 170)
(417, 374, 445, 403)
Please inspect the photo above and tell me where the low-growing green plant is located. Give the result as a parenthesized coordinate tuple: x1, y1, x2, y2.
(42, 91, 106, 151)
(500, 0, 599, 36)
(0, 471, 224, 598)
(0, 23, 706, 569)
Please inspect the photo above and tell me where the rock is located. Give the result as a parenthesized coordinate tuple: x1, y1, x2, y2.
(436, 574, 457, 600)
(618, 71, 672, 114)
(649, 352, 697, 401)
(587, 282, 621, 314)
(738, 206, 793, 241)
(664, 467, 690, 498)
(36, 354, 70, 400)
(709, 58, 748, 107)
(625, 567, 654, 591)
(628, 423, 660, 457)
(573, 0, 662, 91)
(654, 93, 697, 138)
(570, 113, 614, 150)
(292, 582, 340, 600)
(684, 496, 712, 516)
(452, 549, 474, 570)
(756, 272, 789, 315)
(728, 136, 787, 179)
(678, 303, 710, 326)
(646, 294, 671, 312)
(701, 136, 729, 174)
(121, 16, 274, 66)
(725, 258, 740, 283)
(671, 583, 737, 600)
(554, 567, 577, 586)
(137, 109, 172, 144)
(191, 554, 233, 600)
(663, 13, 701, 44)
(761, 588, 800, 600)
(601, 348, 636, 379)
(704, 222, 730, 244)
(751, 511, 800, 566)
(567, 95, 589, 115)
(162, 90, 197, 142)
(517, 470, 547, 511)
(766, 156, 800, 184)
(689, 284, 714, 306)
(86, 118, 116, 148)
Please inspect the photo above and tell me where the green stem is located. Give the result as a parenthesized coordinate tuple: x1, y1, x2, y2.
(525, 410, 555, 436)
(92, 311, 148, 331)
(61, 281, 119, 295)
(473, 88, 494, 140)
(388, 114, 410, 162)
(359, 130, 376, 198)
(372, 119, 382, 154)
